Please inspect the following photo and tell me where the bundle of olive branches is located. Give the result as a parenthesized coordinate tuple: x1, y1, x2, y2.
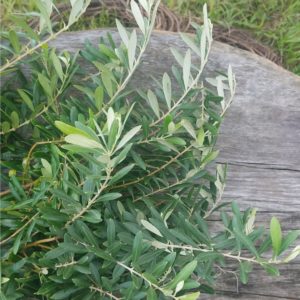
(1, 1, 299, 299)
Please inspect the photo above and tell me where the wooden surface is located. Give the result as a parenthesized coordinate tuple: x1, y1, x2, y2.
(50, 30, 300, 299)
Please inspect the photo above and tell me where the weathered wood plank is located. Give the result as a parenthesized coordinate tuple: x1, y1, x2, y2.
(215, 263, 300, 299)
(50, 29, 300, 299)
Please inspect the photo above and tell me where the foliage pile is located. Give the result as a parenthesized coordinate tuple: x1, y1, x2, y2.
(1, 1, 299, 299)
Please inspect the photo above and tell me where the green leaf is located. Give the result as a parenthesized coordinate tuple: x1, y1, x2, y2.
(239, 261, 252, 284)
(68, 0, 84, 26)
(141, 220, 163, 237)
(201, 150, 219, 166)
(232, 216, 259, 257)
(83, 210, 102, 223)
(116, 19, 129, 47)
(128, 30, 137, 70)
(65, 134, 104, 150)
(162, 73, 172, 109)
(77, 220, 98, 246)
(38, 73, 52, 96)
(131, 0, 145, 35)
(147, 89, 160, 118)
(94, 86, 104, 110)
(51, 50, 64, 81)
(180, 33, 201, 57)
(17, 89, 34, 111)
(270, 216, 282, 257)
(107, 218, 116, 245)
(261, 263, 280, 276)
(10, 111, 19, 128)
(181, 119, 196, 139)
(8, 30, 21, 53)
(40, 207, 69, 223)
(147, 287, 157, 300)
(87, 247, 113, 261)
(55, 121, 91, 137)
(1, 121, 10, 133)
(41, 158, 52, 178)
(165, 260, 197, 290)
(97, 193, 122, 202)
(102, 70, 113, 97)
(130, 150, 146, 170)
(132, 231, 143, 263)
(171, 48, 184, 67)
(108, 119, 120, 150)
(178, 292, 200, 300)
(115, 125, 141, 152)
(51, 287, 80, 299)
(197, 128, 205, 145)
(139, 0, 149, 13)
(109, 164, 135, 185)
(280, 230, 300, 255)
(13, 232, 23, 255)
(183, 49, 191, 90)
(283, 245, 300, 262)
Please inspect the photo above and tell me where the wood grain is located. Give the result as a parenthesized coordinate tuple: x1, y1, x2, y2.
(50, 29, 300, 299)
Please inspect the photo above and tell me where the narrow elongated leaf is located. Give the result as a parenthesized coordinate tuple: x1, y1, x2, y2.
(68, 0, 84, 25)
(132, 231, 143, 263)
(261, 263, 279, 276)
(55, 121, 91, 138)
(10, 111, 19, 128)
(178, 292, 200, 300)
(115, 125, 141, 152)
(17, 89, 34, 111)
(270, 216, 282, 257)
(165, 260, 197, 290)
(228, 65, 234, 94)
(128, 30, 137, 70)
(102, 70, 113, 97)
(97, 193, 122, 202)
(38, 73, 52, 96)
(41, 158, 52, 178)
(130, 149, 146, 170)
(108, 119, 120, 150)
(9, 30, 21, 53)
(131, 0, 145, 35)
(107, 219, 116, 245)
(147, 89, 160, 118)
(139, 0, 149, 14)
(147, 287, 157, 300)
(232, 217, 258, 257)
(109, 164, 135, 185)
(171, 48, 184, 67)
(116, 19, 129, 47)
(200, 29, 206, 64)
(183, 49, 191, 90)
(181, 119, 196, 139)
(65, 134, 104, 149)
(51, 51, 64, 81)
(283, 245, 300, 263)
(94, 86, 104, 110)
(13, 232, 23, 255)
(162, 73, 172, 109)
(141, 220, 163, 237)
(280, 230, 300, 254)
(180, 33, 201, 56)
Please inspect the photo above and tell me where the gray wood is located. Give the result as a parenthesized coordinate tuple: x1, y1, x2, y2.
(50, 30, 300, 299)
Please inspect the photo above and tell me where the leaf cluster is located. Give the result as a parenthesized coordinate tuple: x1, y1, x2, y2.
(1, 1, 299, 299)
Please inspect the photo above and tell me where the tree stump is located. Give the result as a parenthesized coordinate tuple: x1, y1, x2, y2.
(50, 29, 300, 299)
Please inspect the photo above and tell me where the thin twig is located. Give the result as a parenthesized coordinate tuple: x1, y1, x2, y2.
(0, 212, 39, 246)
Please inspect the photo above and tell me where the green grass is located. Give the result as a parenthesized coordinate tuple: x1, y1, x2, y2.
(1, 0, 299, 74)
(167, 0, 300, 75)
